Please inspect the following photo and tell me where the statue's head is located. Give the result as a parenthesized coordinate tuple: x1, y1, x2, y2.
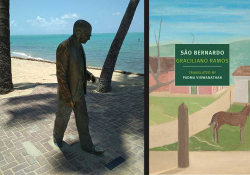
(73, 20, 92, 44)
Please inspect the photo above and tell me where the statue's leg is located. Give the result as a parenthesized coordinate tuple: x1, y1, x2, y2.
(73, 95, 94, 151)
(53, 98, 72, 145)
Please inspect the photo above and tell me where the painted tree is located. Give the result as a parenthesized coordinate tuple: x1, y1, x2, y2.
(96, 0, 140, 93)
(149, 19, 174, 94)
(0, 0, 13, 94)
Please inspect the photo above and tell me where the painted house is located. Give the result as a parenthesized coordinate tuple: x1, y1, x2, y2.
(149, 56, 174, 92)
(149, 56, 224, 94)
(233, 66, 250, 103)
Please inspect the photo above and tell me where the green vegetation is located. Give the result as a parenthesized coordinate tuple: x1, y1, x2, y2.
(150, 96, 220, 126)
(150, 104, 250, 151)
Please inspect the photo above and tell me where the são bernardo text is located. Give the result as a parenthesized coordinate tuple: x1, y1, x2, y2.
(177, 49, 229, 63)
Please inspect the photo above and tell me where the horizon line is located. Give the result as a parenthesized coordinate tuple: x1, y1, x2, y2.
(10, 31, 144, 36)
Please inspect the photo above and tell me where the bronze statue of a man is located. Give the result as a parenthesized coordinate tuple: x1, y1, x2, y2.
(53, 20, 104, 155)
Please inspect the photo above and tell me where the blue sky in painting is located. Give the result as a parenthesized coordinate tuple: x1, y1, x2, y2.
(10, 0, 144, 35)
(150, 0, 250, 45)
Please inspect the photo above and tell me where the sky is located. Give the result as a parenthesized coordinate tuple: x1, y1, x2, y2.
(10, 0, 144, 35)
(150, 0, 250, 45)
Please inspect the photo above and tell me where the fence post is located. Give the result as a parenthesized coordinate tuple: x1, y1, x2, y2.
(178, 102, 189, 168)
(230, 90, 231, 107)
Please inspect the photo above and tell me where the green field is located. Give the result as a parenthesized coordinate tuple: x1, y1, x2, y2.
(150, 104, 250, 151)
(149, 96, 219, 126)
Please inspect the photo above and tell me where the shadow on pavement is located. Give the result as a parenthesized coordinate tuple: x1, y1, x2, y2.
(0, 74, 144, 174)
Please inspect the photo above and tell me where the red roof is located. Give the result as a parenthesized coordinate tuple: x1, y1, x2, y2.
(149, 57, 175, 73)
(233, 66, 250, 76)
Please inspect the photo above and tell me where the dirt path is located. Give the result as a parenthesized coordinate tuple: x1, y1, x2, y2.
(162, 113, 175, 119)
(150, 151, 250, 174)
(150, 119, 158, 126)
(191, 102, 205, 108)
(149, 86, 234, 149)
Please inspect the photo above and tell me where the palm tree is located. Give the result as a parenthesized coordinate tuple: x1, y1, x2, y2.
(96, 0, 140, 93)
(0, 0, 13, 94)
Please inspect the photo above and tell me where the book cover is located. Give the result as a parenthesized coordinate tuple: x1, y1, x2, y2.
(149, 0, 250, 174)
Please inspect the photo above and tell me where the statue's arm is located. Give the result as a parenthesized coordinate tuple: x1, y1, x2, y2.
(56, 44, 72, 103)
(82, 44, 96, 82)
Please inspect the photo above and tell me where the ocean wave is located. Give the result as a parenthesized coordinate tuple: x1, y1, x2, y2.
(11, 51, 44, 60)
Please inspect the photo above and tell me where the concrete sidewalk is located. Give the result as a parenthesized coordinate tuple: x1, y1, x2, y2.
(150, 151, 250, 174)
(0, 81, 144, 174)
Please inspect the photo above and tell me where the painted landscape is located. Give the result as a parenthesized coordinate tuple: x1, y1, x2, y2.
(149, 0, 250, 174)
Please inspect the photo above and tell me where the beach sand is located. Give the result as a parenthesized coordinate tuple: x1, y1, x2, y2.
(0, 57, 144, 98)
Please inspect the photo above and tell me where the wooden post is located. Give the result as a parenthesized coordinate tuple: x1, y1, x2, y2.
(178, 102, 189, 168)
(230, 90, 231, 107)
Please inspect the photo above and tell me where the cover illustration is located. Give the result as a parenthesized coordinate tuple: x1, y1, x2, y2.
(149, 0, 250, 174)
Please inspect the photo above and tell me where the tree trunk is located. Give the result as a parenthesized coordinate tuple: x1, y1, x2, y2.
(96, 0, 140, 93)
(149, 79, 175, 94)
(149, 19, 175, 94)
(0, 0, 13, 94)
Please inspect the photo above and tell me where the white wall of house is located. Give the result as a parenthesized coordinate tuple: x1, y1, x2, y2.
(234, 76, 250, 103)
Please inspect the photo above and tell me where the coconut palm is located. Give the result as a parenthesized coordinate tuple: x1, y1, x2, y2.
(96, 0, 140, 93)
(0, 0, 13, 94)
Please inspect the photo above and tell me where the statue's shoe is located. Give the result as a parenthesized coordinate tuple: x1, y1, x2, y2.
(84, 147, 105, 155)
(53, 136, 63, 148)
(54, 141, 63, 148)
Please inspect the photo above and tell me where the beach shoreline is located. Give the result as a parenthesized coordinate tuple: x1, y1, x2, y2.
(0, 57, 144, 99)
(10, 33, 144, 74)
(11, 56, 144, 76)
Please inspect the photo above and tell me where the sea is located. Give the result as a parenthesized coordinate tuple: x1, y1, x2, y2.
(10, 32, 144, 74)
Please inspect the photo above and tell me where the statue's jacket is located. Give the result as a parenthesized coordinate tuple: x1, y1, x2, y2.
(56, 35, 91, 103)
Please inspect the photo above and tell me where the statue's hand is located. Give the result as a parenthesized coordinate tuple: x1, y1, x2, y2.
(69, 100, 75, 109)
(66, 98, 75, 109)
(90, 74, 97, 83)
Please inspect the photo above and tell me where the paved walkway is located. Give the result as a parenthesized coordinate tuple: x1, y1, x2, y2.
(0, 80, 144, 174)
(150, 151, 250, 174)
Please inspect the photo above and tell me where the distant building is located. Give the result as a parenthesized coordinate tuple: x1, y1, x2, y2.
(149, 56, 224, 94)
(233, 66, 250, 103)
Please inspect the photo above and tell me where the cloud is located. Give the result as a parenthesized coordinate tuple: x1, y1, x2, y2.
(27, 16, 67, 29)
(61, 13, 79, 19)
(10, 20, 17, 27)
(150, 6, 250, 18)
(150, 5, 250, 39)
(112, 12, 121, 16)
(149, 2, 250, 44)
(150, 20, 250, 37)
